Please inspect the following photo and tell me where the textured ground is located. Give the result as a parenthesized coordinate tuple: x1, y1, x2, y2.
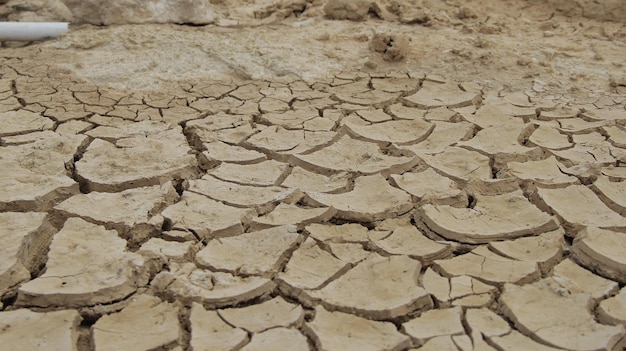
(1, 1, 626, 351)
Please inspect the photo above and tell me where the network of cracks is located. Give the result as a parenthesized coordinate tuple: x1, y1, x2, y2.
(1, 57, 626, 351)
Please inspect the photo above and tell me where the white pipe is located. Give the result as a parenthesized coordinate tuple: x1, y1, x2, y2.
(0, 22, 68, 41)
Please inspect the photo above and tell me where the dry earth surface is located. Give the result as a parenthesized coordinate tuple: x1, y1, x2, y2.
(1, 0, 626, 350)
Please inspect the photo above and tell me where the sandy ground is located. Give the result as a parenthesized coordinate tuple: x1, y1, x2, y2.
(1, 0, 626, 350)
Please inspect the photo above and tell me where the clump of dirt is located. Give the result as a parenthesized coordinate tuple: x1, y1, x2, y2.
(368, 32, 408, 62)
(323, 0, 370, 21)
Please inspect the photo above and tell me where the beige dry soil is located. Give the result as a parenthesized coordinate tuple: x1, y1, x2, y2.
(1, 0, 626, 350)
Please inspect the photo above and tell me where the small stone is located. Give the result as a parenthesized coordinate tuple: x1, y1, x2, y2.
(162, 192, 255, 240)
(208, 160, 288, 186)
(0, 309, 81, 351)
(304, 305, 411, 351)
(571, 226, 626, 284)
(190, 302, 248, 351)
(403, 307, 465, 345)
(17, 218, 149, 308)
(306, 174, 413, 221)
(92, 295, 179, 351)
(500, 282, 625, 351)
(218, 296, 303, 333)
(0, 212, 55, 296)
(241, 328, 309, 351)
(420, 190, 558, 244)
(195, 226, 301, 276)
(306, 254, 433, 320)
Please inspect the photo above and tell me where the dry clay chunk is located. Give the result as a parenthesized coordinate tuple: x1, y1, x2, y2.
(75, 127, 197, 192)
(420, 190, 558, 243)
(188, 175, 299, 213)
(305, 254, 433, 320)
(241, 328, 309, 351)
(304, 305, 411, 351)
(571, 226, 626, 284)
(0, 212, 55, 295)
(403, 306, 465, 345)
(390, 168, 466, 205)
(190, 303, 248, 351)
(535, 185, 626, 231)
(403, 81, 480, 109)
(344, 118, 434, 145)
(251, 203, 336, 230)
(218, 296, 303, 332)
(54, 183, 178, 242)
(500, 283, 625, 351)
(0, 110, 54, 137)
(93, 295, 180, 351)
(161, 192, 255, 240)
(0, 132, 86, 211)
(160, 263, 275, 308)
(372, 225, 452, 263)
(598, 287, 626, 327)
(306, 174, 413, 221)
(0, 309, 81, 351)
(434, 246, 540, 284)
(195, 225, 301, 276)
(278, 238, 351, 291)
(17, 218, 149, 308)
(293, 135, 417, 175)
